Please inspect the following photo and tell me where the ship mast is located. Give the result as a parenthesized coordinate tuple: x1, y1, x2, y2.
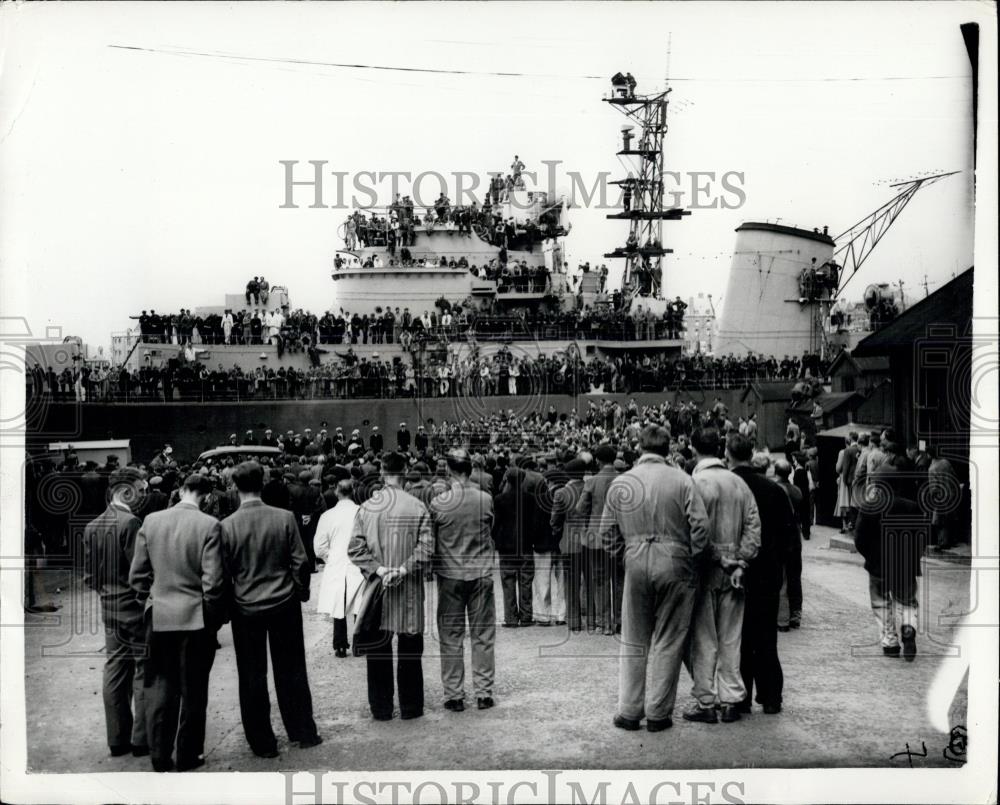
(603, 73, 690, 309)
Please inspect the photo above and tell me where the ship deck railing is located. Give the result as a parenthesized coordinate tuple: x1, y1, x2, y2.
(341, 222, 567, 252)
(130, 322, 687, 347)
(31, 372, 810, 406)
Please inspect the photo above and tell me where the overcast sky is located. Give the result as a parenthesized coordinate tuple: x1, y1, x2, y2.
(0, 2, 983, 352)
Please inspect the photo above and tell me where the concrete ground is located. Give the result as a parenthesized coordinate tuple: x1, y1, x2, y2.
(23, 525, 969, 773)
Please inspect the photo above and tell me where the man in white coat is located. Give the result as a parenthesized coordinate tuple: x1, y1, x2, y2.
(314, 480, 364, 658)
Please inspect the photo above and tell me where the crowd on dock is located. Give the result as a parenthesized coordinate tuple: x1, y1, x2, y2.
(25, 383, 959, 770)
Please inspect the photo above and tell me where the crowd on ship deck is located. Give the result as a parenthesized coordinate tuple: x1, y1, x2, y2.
(340, 157, 562, 256)
(28, 344, 832, 404)
(127, 293, 689, 349)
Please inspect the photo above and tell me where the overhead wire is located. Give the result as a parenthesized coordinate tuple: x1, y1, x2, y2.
(108, 45, 968, 84)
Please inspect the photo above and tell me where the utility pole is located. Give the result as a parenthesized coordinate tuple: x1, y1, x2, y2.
(923, 274, 930, 298)
(897, 279, 906, 309)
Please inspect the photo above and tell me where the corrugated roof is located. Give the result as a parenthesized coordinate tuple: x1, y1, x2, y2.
(853, 268, 973, 356)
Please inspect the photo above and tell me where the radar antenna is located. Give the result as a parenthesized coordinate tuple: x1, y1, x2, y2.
(603, 73, 690, 307)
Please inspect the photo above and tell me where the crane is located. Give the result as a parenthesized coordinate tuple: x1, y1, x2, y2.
(834, 171, 960, 296)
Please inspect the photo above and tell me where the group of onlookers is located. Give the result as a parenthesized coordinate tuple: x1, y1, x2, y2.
(26, 374, 969, 771)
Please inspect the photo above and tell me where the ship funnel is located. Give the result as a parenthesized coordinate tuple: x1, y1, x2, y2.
(714, 222, 836, 357)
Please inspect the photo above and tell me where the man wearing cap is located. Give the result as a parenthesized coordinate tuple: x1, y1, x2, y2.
(82, 467, 150, 758)
(129, 474, 228, 771)
(396, 422, 411, 453)
(369, 426, 383, 454)
(414, 425, 429, 455)
(319, 429, 333, 456)
(261, 429, 278, 449)
(429, 449, 497, 711)
(349, 451, 434, 720)
(242, 430, 256, 446)
(576, 444, 621, 633)
(599, 425, 710, 732)
(220, 462, 321, 757)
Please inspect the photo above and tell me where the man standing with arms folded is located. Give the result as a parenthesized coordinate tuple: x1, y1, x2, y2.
(220, 462, 322, 758)
(83, 467, 150, 759)
(683, 428, 761, 725)
(429, 449, 497, 712)
(349, 451, 434, 721)
(129, 474, 228, 771)
(600, 424, 711, 732)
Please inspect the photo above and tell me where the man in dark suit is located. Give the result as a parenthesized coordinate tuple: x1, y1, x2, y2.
(369, 426, 384, 454)
(493, 465, 538, 627)
(135, 476, 169, 522)
(397, 422, 412, 453)
(220, 462, 321, 758)
(773, 460, 804, 631)
(728, 435, 795, 715)
(414, 425, 429, 455)
(82, 468, 149, 758)
(129, 474, 228, 771)
(79, 461, 109, 520)
(288, 470, 327, 572)
(261, 468, 291, 510)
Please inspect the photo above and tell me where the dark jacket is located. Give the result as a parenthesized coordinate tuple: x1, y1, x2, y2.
(134, 489, 169, 522)
(261, 478, 291, 510)
(731, 467, 796, 594)
(854, 475, 927, 591)
(219, 499, 310, 615)
(83, 504, 143, 623)
(493, 467, 543, 556)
